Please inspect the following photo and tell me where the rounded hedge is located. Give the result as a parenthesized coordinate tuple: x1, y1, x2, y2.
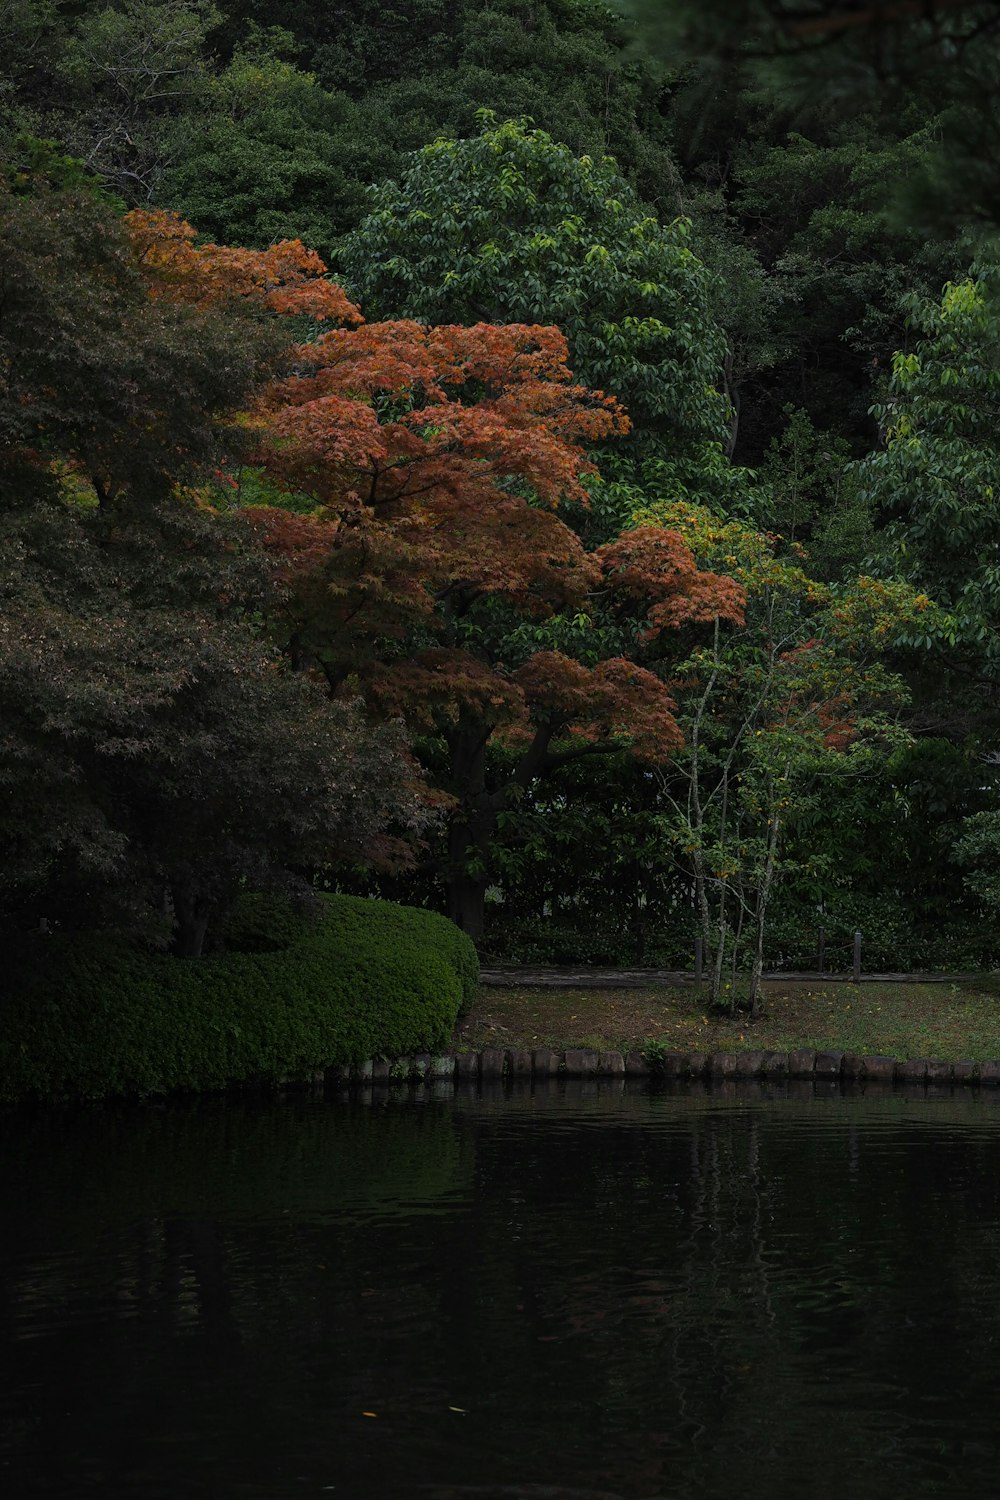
(0, 894, 479, 1103)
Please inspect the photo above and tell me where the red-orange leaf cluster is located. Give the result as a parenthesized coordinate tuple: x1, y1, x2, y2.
(596, 526, 745, 638)
(514, 652, 685, 758)
(242, 304, 746, 775)
(124, 209, 362, 323)
(248, 320, 638, 678)
(258, 319, 628, 513)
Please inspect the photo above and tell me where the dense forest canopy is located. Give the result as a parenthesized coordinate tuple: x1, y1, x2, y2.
(3, 0, 1000, 993)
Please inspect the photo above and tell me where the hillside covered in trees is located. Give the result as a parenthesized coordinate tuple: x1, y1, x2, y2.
(5, 0, 1000, 1014)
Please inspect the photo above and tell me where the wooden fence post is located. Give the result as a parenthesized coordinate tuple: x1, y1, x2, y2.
(817, 926, 825, 975)
(853, 931, 862, 984)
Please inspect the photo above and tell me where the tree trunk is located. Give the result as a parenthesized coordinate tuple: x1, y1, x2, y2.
(709, 882, 729, 1008)
(722, 350, 741, 460)
(748, 788, 783, 1018)
(443, 807, 496, 942)
(440, 713, 588, 944)
(171, 879, 210, 958)
(442, 717, 507, 945)
(445, 867, 489, 943)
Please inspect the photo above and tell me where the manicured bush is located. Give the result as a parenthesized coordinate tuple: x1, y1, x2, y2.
(222, 891, 316, 953)
(0, 894, 479, 1103)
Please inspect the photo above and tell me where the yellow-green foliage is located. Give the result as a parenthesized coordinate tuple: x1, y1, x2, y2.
(0, 895, 478, 1103)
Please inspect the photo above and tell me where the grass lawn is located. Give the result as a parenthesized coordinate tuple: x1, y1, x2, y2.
(454, 976, 1000, 1062)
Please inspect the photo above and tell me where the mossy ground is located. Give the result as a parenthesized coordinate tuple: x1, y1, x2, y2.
(454, 976, 1000, 1062)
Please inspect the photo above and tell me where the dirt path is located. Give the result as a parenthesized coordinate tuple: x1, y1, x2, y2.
(480, 965, 976, 988)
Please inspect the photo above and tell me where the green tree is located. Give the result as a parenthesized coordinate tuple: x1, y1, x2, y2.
(851, 269, 1000, 928)
(660, 64, 967, 461)
(858, 273, 1000, 688)
(955, 807, 1000, 925)
(775, 736, 997, 970)
(633, 498, 926, 1012)
(480, 750, 694, 964)
(4, 1, 686, 246)
(755, 405, 875, 578)
(48, 0, 220, 202)
(213, 0, 683, 215)
(0, 183, 277, 508)
(159, 26, 387, 260)
(336, 117, 730, 466)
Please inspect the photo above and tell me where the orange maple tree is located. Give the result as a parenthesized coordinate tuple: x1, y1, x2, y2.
(123, 211, 745, 935)
(241, 285, 743, 937)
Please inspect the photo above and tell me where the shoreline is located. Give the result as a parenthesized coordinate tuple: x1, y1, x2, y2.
(8, 1044, 1000, 1109)
(341, 1045, 1000, 1090)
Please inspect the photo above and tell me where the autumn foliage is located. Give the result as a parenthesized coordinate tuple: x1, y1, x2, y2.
(122, 211, 745, 934)
(243, 301, 742, 760)
(124, 208, 361, 323)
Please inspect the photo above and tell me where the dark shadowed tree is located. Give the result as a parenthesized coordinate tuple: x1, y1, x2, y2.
(0, 184, 427, 952)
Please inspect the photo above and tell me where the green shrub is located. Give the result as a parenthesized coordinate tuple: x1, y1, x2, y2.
(0, 894, 479, 1103)
(222, 891, 315, 953)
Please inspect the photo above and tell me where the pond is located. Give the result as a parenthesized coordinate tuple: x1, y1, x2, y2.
(3, 1080, 1000, 1499)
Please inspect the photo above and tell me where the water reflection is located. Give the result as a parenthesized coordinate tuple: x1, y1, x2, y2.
(2, 1082, 1000, 1498)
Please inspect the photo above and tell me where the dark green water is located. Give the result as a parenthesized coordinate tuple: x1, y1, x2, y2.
(3, 1080, 1000, 1500)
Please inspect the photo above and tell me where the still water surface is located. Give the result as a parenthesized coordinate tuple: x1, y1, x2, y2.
(3, 1081, 1000, 1500)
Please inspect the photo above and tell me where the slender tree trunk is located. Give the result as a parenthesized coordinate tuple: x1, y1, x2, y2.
(688, 633, 716, 987)
(710, 891, 729, 1007)
(730, 877, 746, 996)
(708, 755, 735, 1009)
(722, 351, 741, 460)
(748, 781, 783, 1019)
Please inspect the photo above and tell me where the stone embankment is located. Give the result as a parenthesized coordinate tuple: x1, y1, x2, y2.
(319, 1047, 1000, 1089)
